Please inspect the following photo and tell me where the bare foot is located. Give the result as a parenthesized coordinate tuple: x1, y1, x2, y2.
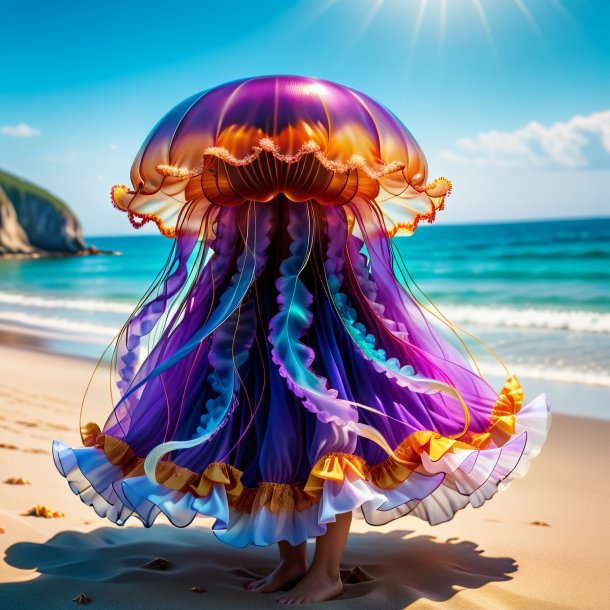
(247, 558, 308, 593)
(277, 568, 344, 604)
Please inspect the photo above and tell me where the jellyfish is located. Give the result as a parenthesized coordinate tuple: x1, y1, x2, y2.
(53, 76, 550, 547)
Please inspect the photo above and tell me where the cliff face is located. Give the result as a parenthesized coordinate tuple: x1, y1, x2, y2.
(0, 170, 87, 255)
(0, 186, 35, 255)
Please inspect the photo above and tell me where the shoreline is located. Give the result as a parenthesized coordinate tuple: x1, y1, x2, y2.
(0, 247, 120, 260)
(0, 327, 607, 422)
(0, 343, 608, 608)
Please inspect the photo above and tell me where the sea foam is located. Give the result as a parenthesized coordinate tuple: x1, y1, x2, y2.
(0, 291, 134, 314)
(0, 310, 118, 339)
(441, 304, 610, 334)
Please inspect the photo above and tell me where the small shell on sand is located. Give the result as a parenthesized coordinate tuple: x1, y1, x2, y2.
(72, 593, 91, 604)
(26, 505, 65, 518)
(0, 527, 6, 534)
(529, 521, 550, 527)
(340, 566, 373, 584)
(4, 477, 30, 485)
(141, 557, 171, 570)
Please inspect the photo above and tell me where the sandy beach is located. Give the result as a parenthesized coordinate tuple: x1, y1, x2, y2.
(0, 343, 609, 609)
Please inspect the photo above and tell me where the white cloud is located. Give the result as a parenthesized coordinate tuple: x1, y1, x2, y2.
(439, 110, 610, 169)
(1, 123, 42, 137)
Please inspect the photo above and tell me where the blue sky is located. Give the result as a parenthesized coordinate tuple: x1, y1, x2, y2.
(1, 0, 609, 235)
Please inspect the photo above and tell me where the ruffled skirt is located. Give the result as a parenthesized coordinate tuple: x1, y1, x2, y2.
(52, 201, 551, 547)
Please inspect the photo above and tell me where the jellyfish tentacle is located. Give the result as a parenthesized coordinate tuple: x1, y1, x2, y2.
(196, 297, 257, 440)
(108, 205, 240, 434)
(268, 202, 358, 428)
(325, 205, 471, 435)
(118, 201, 271, 421)
(142, 300, 255, 484)
(115, 230, 203, 396)
(346, 201, 501, 424)
(106, 207, 226, 433)
(346, 232, 409, 340)
(267, 203, 454, 445)
(349, 196, 472, 372)
(142, 203, 273, 482)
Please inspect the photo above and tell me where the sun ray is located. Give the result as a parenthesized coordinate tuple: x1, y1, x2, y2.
(320, 0, 564, 74)
(514, 0, 547, 42)
(547, 0, 579, 27)
(472, 0, 500, 61)
(338, 0, 384, 63)
(408, 0, 428, 69)
(438, 0, 447, 65)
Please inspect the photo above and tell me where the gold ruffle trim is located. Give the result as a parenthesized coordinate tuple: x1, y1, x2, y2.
(111, 138, 451, 240)
(385, 175, 453, 238)
(155, 137, 406, 180)
(110, 185, 176, 238)
(80, 376, 523, 514)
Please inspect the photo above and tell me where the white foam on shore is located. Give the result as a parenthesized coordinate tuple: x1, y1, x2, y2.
(1, 292, 609, 388)
(1, 309, 608, 388)
(441, 304, 610, 334)
(0, 311, 118, 339)
(0, 291, 134, 314)
(476, 361, 610, 389)
(2, 291, 609, 334)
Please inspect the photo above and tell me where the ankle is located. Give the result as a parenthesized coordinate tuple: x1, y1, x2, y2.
(278, 541, 307, 566)
(278, 555, 307, 570)
(309, 561, 341, 582)
(280, 557, 307, 572)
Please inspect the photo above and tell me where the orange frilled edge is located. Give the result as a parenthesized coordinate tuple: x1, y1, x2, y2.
(110, 138, 451, 240)
(80, 377, 523, 514)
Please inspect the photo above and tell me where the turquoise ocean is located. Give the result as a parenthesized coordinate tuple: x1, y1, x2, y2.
(1, 217, 609, 391)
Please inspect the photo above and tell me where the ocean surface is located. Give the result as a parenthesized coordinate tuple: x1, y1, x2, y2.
(0, 217, 609, 391)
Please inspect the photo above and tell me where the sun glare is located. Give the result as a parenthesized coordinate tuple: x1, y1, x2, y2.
(314, 0, 573, 65)
(417, 0, 569, 57)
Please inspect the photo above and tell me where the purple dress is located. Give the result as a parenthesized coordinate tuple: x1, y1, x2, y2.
(53, 76, 550, 547)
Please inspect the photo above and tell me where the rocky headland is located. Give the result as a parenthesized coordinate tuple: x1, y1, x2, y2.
(0, 169, 113, 258)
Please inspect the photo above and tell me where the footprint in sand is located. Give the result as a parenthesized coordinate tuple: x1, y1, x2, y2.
(15, 420, 37, 428)
(41, 422, 70, 432)
(0, 444, 48, 454)
(4, 477, 31, 485)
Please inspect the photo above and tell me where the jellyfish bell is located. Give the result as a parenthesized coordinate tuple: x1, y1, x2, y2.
(111, 75, 451, 238)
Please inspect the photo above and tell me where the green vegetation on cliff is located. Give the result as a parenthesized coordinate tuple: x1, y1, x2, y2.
(0, 169, 69, 214)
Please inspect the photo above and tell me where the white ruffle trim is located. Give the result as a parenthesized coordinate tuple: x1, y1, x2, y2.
(52, 393, 550, 547)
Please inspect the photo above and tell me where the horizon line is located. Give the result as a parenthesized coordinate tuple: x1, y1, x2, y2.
(84, 214, 610, 239)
